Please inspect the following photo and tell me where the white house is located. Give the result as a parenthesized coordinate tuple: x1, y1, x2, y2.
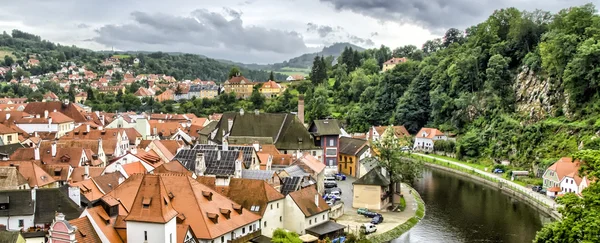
(283, 186, 330, 235)
(15, 111, 75, 137)
(0, 190, 35, 231)
(543, 157, 591, 197)
(413, 127, 447, 151)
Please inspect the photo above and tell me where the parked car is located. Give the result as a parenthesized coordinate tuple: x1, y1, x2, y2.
(362, 212, 380, 218)
(325, 177, 338, 188)
(326, 199, 336, 206)
(532, 186, 542, 192)
(335, 173, 347, 181)
(325, 188, 342, 195)
(401, 146, 411, 151)
(371, 215, 384, 224)
(324, 194, 341, 201)
(360, 223, 377, 235)
(539, 188, 547, 195)
(332, 236, 346, 243)
(357, 208, 370, 215)
(492, 168, 504, 174)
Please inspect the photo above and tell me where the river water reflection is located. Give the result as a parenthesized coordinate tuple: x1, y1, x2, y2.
(393, 168, 551, 243)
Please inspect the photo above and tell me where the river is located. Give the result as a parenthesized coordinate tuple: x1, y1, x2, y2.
(393, 167, 552, 243)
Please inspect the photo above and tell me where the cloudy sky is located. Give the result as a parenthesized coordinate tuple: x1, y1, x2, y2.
(0, 0, 592, 64)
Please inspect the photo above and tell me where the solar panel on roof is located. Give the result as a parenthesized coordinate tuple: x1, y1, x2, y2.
(281, 176, 301, 195)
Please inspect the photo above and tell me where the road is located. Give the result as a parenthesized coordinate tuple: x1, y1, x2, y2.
(414, 153, 558, 210)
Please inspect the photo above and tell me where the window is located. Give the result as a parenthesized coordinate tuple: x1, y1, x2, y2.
(277, 202, 279, 208)
(323, 215, 325, 220)
(271, 204, 273, 210)
(144, 231, 148, 241)
(264, 221, 267, 227)
(326, 148, 337, 157)
(249, 225, 253, 231)
(170, 233, 173, 243)
(328, 139, 334, 147)
(309, 219, 312, 225)
(221, 236, 225, 242)
(242, 227, 246, 234)
(280, 216, 282, 222)
(312, 151, 316, 156)
(18, 219, 24, 227)
(7, 135, 11, 142)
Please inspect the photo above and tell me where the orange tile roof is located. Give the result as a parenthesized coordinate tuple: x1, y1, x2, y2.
(295, 153, 325, 173)
(121, 162, 148, 176)
(225, 178, 284, 216)
(384, 57, 408, 65)
(71, 179, 105, 201)
(85, 206, 125, 243)
(0, 123, 16, 134)
(124, 174, 179, 223)
(24, 102, 87, 123)
(372, 125, 410, 138)
(71, 167, 104, 183)
(106, 174, 261, 239)
(288, 186, 330, 217)
(153, 161, 193, 176)
(548, 157, 581, 182)
(0, 161, 56, 187)
(225, 76, 253, 85)
(415, 127, 445, 139)
(150, 122, 183, 137)
(260, 80, 281, 89)
(68, 216, 102, 243)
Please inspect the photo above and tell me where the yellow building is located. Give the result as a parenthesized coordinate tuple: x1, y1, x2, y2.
(382, 57, 408, 72)
(0, 123, 18, 145)
(352, 166, 391, 210)
(259, 80, 284, 98)
(224, 76, 254, 99)
(338, 137, 369, 178)
(75, 92, 87, 103)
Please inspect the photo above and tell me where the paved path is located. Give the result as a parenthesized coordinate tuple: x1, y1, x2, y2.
(335, 182, 418, 236)
(414, 153, 558, 210)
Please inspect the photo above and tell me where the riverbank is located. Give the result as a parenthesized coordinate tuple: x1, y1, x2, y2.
(412, 153, 561, 220)
(335, 183, 425, 243)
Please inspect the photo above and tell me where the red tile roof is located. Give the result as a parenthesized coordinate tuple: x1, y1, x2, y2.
(288, 186, 330, 217)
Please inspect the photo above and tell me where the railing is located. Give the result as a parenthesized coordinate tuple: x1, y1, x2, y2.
(229, 229, 261, 243)
(411, 154, 562, 220)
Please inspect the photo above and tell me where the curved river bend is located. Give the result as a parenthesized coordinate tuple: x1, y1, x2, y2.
(394, 168, 552, 243)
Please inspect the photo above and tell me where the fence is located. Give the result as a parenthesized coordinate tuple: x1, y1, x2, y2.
(414, 155, 561, 220)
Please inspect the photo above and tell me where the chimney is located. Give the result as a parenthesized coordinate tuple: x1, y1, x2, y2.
(44, 110, 48, 119)
(98, 126, 103, 131)
(153, 127, 157, 136)
(195, 153, 206, 176)
(252, 141, 260, 152)
(68, 186, 81, 207)
(217, 150, 221, 161)
(86, 124, 90, 133)
(298, 94, 305, 125)
(55, 212, 66, 222)
(227, 118, 233, 133)
(51, 141, 57, 157)
(315, 194, 319, 207)
(34, 144, 40, 160)
(5, 113, 9, 121)
(131, 147, 137, 154)
(84, 165, 90, 180)
(48, 117, 52, 125)
(222, 136, 229, 151)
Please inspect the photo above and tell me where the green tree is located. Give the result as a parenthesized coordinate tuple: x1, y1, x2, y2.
(87, 88, 95, 101)
(229, 67, 241, 79)
(367, 126, 423, 202)
(361, 58, 379, 75)
(4, 55, 13, 66)
(305, 85, 330, 123)
(310, 56, 327, 85)
(249, 84, 265, 109)
(272, 229, 302, 243)
(269, 71, 275, 81)
(484, 54, 513, 111)
(534, 150, 600, 243)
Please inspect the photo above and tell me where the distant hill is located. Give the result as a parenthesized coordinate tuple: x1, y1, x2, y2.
(229, 43, 365, 75)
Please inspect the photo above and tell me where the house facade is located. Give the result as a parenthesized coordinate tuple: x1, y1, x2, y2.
(352, 167, 391, 210)
(338, 137, 369, 178)
(259, 80, 284, 98)
(283, 186, 330, 235)
(15, 112, 75, 138)
(308, 120, 342, 168)
(223, 76, 254, 99)
(543, 157, 590, 197)
(413, 127, 447, 151)
(382, 57, 407, 72)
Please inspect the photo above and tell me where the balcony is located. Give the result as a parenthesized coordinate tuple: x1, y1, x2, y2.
(229, 229, 262, 243)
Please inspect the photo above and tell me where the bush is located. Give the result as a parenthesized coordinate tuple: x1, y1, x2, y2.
(398, 196, 407, 211)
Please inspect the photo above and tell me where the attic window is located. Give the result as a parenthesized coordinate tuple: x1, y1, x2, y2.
(250, 205, 260, 212)
(79, 230, 87, 237)
(220, 208, 231, 219)
(142, 197, 152, 208)
(232, 204, 243, 214)
(207, 212, 219, 224)
(202, 191, 213, 201)
(168, 192, 174, 199)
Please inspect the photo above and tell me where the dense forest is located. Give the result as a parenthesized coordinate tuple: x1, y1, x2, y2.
(0, 30, 285, 82)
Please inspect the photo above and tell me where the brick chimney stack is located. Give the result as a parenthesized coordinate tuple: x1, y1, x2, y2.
(298, 94, 305, 125)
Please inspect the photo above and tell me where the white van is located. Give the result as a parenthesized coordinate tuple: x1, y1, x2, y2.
(360, 223, 377, 234)
(324, 177, 337, 188)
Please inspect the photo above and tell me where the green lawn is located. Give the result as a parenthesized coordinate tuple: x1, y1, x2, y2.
(426, 154, 491, 171)
(112, 54, 131, 59)
(0, 48, 16, 59)
(276, 67, 310, 76)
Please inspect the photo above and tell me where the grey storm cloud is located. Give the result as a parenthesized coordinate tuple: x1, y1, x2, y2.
(348, 35, 374, 46)
(319, 0, 593, 31)
(306, 23, 338, 38)
(93, 9, 308, 55)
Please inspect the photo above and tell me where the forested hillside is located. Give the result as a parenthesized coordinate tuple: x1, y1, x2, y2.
(0, 30, 284, 82)
(303, 4, 600, 169)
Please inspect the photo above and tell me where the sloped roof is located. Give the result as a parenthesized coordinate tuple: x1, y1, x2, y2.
(24, 102, 87, 123)
(153, 161, 193, 176)
(295, 154, 325, 174)
(0, 167, 28, 189)
(0, 231, 23, 243)
(353, 167, 390, 186)
(384, 57, 407, 65)
(309, 119, 342, 136)
(415, 128, 445, 139)
(0, 161, 56, 188)
(35, 188, 83, 224)
(124, 175, 179, 223)
(339, 137, 368, 156)
(241, 169, 276, 181)
(0, 190, 34, 216)
(288, 186, 330, 217)
(225, 178, 284, 216)
(548, 157, 581, 182)
(225, 76, 253, 85)
(0, 124, 16, 134)
(214, 112, 317, 150)
(372, 125, 410, 139)
(68, 216, 102, 243)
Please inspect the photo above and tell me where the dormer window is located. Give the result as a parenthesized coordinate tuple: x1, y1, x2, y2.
(232, 204, 243, 214)
(220, 208, 231, 219)
(142, 197, 152, 208)
(202, 191, 213, 201)
(207, 212, 219, 224)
